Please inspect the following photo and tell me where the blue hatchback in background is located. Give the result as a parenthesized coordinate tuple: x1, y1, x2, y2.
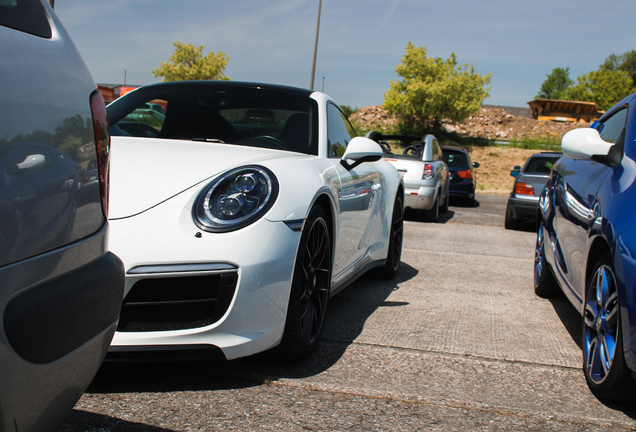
(535, 93, 636, 402)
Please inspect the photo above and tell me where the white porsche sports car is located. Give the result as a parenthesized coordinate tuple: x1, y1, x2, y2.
(106, 81, 404, 361)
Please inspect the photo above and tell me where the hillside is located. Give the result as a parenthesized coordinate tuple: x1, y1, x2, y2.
(349, 105, 587, 141)
(350, 105, 588, 194)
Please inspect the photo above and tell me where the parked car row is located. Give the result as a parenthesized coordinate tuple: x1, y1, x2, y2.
(5, 5, 636, 432)
(3, 2, 407, 430)
(365, 133, 480, 219)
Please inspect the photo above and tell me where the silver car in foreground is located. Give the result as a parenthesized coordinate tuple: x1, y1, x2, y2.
(0, 1, 124, 430)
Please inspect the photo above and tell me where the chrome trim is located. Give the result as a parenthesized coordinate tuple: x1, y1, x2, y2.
(127, 263, 238, 275)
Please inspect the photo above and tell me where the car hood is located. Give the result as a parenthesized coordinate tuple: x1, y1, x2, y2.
(108, 137, 302, 219)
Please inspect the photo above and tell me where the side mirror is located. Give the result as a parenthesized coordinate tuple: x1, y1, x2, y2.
(472, 162, 480, 168)
(561, 128, 613, 160)
(340, 136, 383, 170)
(16, 154, 46, 171)
(510, 166, 520, 177)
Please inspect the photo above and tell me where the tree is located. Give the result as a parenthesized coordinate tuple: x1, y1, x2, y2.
(536, 67, 573, 100)
(566, 69, 634, 111)
(152, 41, 230, 82)
(601, 50, 636, 84)
(384, 42, 491, 133)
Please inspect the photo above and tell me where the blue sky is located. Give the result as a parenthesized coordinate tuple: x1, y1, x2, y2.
(56, 0, 635, 109)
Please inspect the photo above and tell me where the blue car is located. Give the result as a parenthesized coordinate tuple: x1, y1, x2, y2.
(535, 93, 636, 401)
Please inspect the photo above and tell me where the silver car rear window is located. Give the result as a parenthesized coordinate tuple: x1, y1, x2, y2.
(0, 0, 52, 38)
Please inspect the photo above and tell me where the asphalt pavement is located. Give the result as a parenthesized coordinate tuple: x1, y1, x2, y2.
(57, 194, 636, 431)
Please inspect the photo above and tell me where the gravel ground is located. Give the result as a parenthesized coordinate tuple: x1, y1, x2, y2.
(57, 195, 636, 431)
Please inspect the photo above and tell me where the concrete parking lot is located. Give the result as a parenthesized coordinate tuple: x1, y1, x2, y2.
(58, 195, 636, 431)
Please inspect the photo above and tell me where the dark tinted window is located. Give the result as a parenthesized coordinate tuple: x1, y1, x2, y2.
(327, 103, 357, 157)
(108, 84, 319, 155)
(597, 108, 627, 143)
(443, 150, 467, 167)
(432, 139, 442, 160)
(0, 0, 52, 38)
(524, 156, 560, 174)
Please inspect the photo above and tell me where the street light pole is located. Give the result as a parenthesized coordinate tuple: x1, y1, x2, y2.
(310, 0, 322, 90)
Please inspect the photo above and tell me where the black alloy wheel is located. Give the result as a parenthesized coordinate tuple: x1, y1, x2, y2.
(279, 205, 331, 360)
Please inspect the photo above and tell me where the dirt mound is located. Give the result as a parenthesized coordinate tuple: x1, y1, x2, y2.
(350, 105, 588, 141)
(446, 107, 587, 141)
(349, 105, 399, 132)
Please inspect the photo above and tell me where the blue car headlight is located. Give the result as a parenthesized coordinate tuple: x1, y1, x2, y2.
(193, 165, 279, 232)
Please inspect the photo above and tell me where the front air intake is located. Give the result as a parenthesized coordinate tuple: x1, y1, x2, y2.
(117, 272, 237, 332)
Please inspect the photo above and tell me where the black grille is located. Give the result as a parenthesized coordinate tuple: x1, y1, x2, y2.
(117, 272, 238, 332)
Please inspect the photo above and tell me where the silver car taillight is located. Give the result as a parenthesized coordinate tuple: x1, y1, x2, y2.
(422, 164, 434, 180)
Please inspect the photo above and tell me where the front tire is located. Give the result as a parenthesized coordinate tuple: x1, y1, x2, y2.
(279, 206, 331, 360)
(375, 194, 403, 279)
(583, 253, 636, 401)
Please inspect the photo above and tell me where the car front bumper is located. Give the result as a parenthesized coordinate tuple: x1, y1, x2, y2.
(108, 200, 302, 361)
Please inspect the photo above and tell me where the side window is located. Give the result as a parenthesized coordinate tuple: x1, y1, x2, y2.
(113, 100, 166, 137)
(327, 103, 357, 157)
(432, 140, 442, 161)
(597, 108, 627, 143)
(0, 0, 52, 38)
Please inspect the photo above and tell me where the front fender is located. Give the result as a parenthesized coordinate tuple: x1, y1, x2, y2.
(259, 157, 340, 223)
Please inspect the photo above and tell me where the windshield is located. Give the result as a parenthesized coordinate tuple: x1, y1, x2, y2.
(107, 83, 319, 155)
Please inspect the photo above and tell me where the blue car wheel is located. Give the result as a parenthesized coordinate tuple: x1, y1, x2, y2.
(583, 253, 636, 401)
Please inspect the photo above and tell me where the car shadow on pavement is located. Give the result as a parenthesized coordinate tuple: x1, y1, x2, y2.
(84, 263, 419, 395)
(404, 208, 456, 224)
(58, 411, 175, 432)
(449, 197, 480, 208)
(548, 297, 583, 350)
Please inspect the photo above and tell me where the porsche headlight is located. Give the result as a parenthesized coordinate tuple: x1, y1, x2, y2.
(193, 166, 279, 232)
